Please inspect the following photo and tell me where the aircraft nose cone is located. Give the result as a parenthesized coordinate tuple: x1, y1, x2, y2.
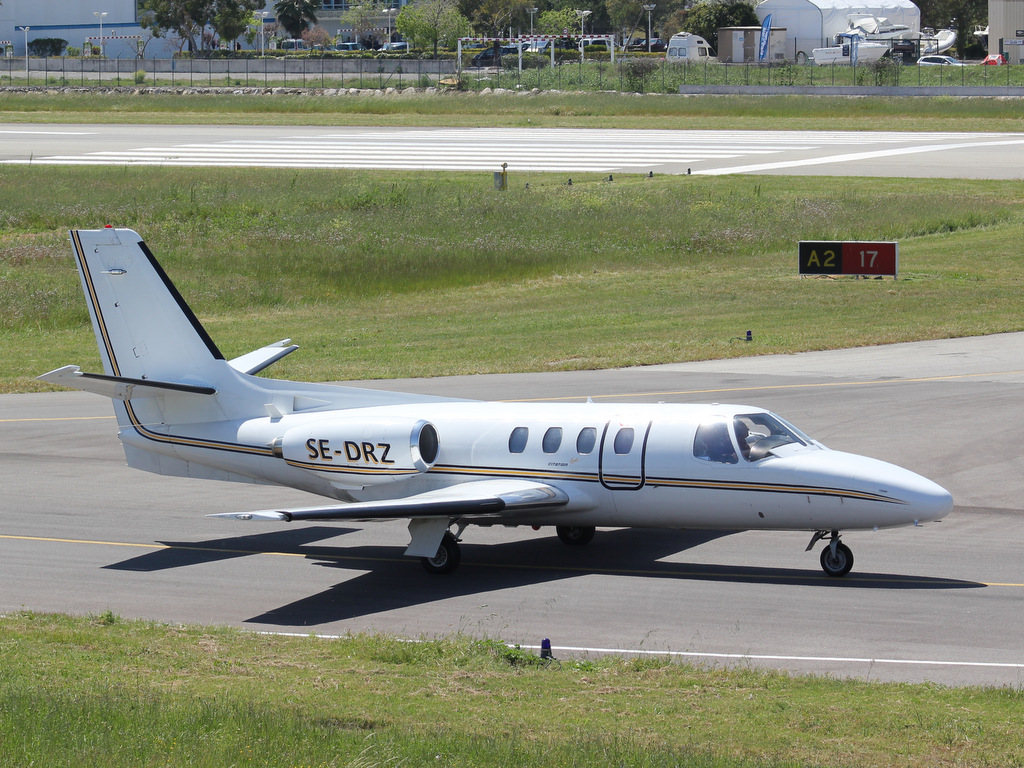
(907, 476, 954, 522)
(854, 460, 953, 523)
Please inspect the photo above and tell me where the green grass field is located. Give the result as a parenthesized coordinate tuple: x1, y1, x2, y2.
(2, 90, 1024, 132)
(3, 611, 1024, 768)
(2, 165, 1023, 392)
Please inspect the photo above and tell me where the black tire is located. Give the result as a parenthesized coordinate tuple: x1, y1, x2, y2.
(819, 541, 854, 577)
(420, 532, 461, 574)
(556, 525, 596, 546)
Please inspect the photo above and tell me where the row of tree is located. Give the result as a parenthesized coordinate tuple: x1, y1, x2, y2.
(137, 0, 986, 57)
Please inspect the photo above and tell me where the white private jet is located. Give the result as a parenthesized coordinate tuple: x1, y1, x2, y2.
(41, 229, 953, 577)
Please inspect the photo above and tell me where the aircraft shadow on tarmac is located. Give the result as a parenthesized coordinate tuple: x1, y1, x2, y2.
(102, 527, 984, 626)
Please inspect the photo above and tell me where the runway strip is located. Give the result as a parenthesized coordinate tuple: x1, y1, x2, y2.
(4, 126, 1021, 177)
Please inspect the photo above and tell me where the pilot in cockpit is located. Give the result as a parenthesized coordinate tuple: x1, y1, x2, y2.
(734, 419, 751, 460)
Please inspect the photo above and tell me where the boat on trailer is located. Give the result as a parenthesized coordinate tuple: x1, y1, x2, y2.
(812, 33, 889, 65)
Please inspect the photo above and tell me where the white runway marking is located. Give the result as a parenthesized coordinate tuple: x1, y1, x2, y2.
(695, 136, 1024, 175)
(262, 631, 1024, 673)
(0, 129, 96, 135)
(5, 127, 1019, 174)
(532, 645, 1024, 671)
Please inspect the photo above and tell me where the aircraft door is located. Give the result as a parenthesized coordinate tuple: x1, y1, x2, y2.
(598, 420, 652, 490)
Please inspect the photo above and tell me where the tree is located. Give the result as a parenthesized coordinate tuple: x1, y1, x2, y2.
(918, 0, 986, 57)
(607, 0, 646, 41)
(537, 8, 577, 35)
(472, 0, 529, 37)
(138, 0, 212, 52)
(340, 2, 380, 44)
(396, 0, 472, 57)
(274, 0, 319, 40)
(302, 26, 332, 48)
(679, 0, 758, 50)
(28, 38, 67, 57)
(211, 0, 264, 47)
(139, 0, 262, 51)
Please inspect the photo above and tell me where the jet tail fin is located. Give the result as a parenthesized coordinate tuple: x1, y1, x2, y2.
(69, 228, 225, 386)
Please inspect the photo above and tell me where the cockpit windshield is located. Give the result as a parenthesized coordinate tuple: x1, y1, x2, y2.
(694, 412, 811, 464)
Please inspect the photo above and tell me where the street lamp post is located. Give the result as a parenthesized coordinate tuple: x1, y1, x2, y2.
(20, 26, 29, 81)
(259, 11, 269, 56)
(93, 11, 108, 57)
(386, 7, 396, 43)
(642, 4, 655, 52)
(576, 9, 591, 36)
(528, 7, 538, 35)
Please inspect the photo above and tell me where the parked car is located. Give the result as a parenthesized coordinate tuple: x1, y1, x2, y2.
(626, 38, 666, 52)
(526, 38, 577, 54)
(381, 41, 408, 52)
(279, 39, 307, 51)
(916, 54, 965, 66)
(579, 37, 613, 51)
(981, 53, 1007, 65)
(471, 45, 524, 66)
(333, 42, 366, 51)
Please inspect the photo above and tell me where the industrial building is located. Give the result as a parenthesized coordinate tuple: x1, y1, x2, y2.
(0, 1, 400, 59)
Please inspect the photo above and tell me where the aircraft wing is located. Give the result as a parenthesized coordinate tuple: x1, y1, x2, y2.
(209, 479, 571, 523)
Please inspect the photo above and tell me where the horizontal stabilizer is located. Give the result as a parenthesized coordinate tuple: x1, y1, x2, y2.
(209, 479, 570, 523)
(37, 365, 216, 400)
(228, 339, 299, 376)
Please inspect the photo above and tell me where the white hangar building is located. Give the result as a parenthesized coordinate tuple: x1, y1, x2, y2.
(755, 0, 920, 62)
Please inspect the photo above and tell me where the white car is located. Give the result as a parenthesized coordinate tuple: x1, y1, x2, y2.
(917, 55, 965, 66)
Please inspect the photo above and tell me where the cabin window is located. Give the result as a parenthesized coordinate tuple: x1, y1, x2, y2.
(693, 421, 738, 464)
(542, 427, 563, 454)
(576, 427, 597, 455)
(613, 427, 634, 455)
(509, 427, 529, 454)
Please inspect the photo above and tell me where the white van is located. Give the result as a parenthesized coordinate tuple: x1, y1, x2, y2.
(665, 33, 715, 62)
(579, 37, 613, 51)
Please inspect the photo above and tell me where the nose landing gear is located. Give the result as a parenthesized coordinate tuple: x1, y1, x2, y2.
(807, 530, 854, 577)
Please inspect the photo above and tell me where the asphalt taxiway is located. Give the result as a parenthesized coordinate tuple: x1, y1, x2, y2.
(4, 333, 1024, 686)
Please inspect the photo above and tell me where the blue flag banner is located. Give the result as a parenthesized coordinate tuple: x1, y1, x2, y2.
(758, 14, 772, 61)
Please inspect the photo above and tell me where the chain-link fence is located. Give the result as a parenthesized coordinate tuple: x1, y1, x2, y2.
(3, 56, 1022, 93)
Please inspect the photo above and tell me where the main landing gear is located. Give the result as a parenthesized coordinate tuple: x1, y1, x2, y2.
(556, 525, 596, 546)
(421, 525, 597, 574)
(421, 531, 462, 574)
(807, 530, 854, 577)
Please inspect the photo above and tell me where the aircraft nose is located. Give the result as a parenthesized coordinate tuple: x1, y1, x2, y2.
(854, 460, 953, 523)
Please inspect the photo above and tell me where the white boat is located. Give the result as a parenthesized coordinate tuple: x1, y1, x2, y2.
(812, 34, 889, 65)
(836, 15, 956, 57)
(846, 15, 913, 39)
(921, 28, 957, 54)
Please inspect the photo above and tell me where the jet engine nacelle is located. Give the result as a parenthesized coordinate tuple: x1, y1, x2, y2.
(274, 417, 439, 486)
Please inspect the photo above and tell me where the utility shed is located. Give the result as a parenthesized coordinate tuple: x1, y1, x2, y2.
(755, 0, 920, 62)
(718, 27, 788, 61)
